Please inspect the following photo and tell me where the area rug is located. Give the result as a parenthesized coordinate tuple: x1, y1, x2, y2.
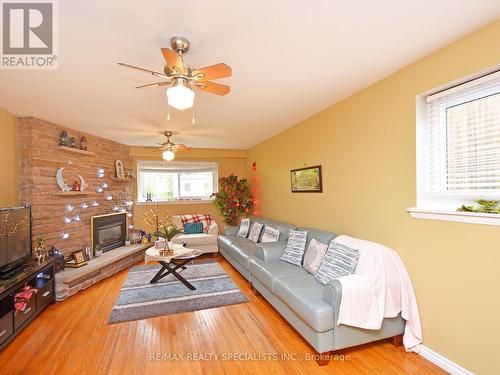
(108, 260, 248, 324)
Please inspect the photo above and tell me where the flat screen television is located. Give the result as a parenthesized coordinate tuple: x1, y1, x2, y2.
(0, 205, 32, 276)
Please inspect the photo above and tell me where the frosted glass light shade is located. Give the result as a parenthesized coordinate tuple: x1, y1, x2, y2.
(166, 84, 194, 110)
(162, 150, 175, 161)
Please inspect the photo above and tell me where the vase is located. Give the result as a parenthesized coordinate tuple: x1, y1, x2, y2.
(95, 250, 103, 257)
(125, 240, 131, 246)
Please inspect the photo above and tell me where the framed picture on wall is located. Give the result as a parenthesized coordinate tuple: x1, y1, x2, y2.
(290, 165, 322, 193)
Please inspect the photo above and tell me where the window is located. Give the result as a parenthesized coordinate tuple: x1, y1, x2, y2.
(416, 71, 500, 211)
(137, 161, 218, 202)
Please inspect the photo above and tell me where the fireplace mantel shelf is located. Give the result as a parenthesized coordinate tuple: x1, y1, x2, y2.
(55, 243, 150, 301)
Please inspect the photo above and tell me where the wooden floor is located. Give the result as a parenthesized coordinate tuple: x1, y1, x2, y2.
(0, 256, 445, 375)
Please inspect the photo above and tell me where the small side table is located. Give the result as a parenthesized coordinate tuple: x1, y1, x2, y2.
(145, 247, 202, 290)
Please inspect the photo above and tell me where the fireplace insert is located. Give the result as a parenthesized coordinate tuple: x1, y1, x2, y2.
(91, 213, 127, 253)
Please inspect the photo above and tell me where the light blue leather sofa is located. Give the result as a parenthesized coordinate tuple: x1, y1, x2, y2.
(217, 216, 405, 365)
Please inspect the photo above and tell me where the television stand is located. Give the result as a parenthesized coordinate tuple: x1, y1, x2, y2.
(0, 257, 56, 351)
(0, 262, 26, 280)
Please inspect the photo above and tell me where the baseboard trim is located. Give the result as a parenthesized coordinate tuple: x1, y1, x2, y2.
(419, 345, 474, 375)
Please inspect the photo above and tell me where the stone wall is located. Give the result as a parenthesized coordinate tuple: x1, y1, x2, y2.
(18, 117, 134, 256)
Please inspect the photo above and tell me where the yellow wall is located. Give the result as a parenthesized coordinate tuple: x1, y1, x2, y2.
(248, 20, 500, 374)
(130, 147, 247, 232)
(0, 107, 19, 207)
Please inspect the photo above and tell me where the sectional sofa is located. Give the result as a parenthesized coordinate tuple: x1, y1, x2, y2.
(217, 216, 405, 365)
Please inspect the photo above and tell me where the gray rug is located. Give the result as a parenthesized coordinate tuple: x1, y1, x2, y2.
(108, 260, 248, 324)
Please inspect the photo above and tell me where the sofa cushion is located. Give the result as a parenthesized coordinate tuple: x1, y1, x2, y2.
(184, 222, 204, 234)
(261, 226, 279, 243)
(303, 239, 328, 275)
(280, 230, 308, 266)
(224, 237, 259, 269)
(250, 216, 296, 242)
(249, 258, 308, 291)
(172, 233, 218, 246)
(297, 227, 337, 249)
(237, 218, 250, 238)
(273, 274, 335, 332)
(315, 242, 360, 285)
(248, 222, 263, 243)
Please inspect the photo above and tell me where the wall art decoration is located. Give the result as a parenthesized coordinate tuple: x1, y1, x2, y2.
(290, 165, 322, 193)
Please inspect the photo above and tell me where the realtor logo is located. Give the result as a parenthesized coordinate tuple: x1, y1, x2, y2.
(1, 0, 58, 69)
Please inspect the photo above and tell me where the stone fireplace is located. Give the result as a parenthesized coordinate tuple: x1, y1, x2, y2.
(91, 213, 127, 253)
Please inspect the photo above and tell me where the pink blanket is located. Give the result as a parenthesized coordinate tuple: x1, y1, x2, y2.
(334, 235, 422, 352)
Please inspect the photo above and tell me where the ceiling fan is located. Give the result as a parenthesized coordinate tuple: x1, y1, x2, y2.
(157, 131, 191, 161)
(118, 36, 232, 110)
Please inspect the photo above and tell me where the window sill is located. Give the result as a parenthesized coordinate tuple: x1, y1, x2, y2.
(407, 208, 500, 226)
(136, 200, 214, 206)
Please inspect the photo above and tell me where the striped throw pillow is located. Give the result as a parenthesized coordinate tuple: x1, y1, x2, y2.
(280, 230, 308, 266)
(315, 242, 360, 285)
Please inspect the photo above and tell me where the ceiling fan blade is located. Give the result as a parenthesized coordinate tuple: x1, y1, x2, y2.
(191, 63, 232, 81)
(117, 62, 168, 79)
(172, 144, 191, 152)
(193, 81, 230, 96)
(161, 48, 184, 75)
(135, 81, 171, 89)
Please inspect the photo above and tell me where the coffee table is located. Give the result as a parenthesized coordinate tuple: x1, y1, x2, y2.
(145, 246, 203, 290)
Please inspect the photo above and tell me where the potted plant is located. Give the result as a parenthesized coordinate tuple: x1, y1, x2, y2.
(154, 225, 182, 255)
(125, 235, 131, 246)
(94, 242, 104, 257)
(212, 174, 254, 225)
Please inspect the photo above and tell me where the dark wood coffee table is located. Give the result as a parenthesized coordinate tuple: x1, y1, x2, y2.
(148, 249, 203, 290)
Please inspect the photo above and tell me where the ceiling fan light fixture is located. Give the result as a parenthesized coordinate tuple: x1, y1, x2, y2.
(166, 79, 194, 110)
(162, 149, 175, 161)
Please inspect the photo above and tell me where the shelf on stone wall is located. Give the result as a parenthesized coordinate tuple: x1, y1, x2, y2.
(56, 145, 95, 156)
(55, 191, 90, 196)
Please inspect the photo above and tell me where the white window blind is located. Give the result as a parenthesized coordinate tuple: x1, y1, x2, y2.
(137, 161, 218, 202)
(419, 71, 500, 208)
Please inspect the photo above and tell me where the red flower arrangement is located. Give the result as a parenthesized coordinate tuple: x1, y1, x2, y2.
(14, 285, 38, 312)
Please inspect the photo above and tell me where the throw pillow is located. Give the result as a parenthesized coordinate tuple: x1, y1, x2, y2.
(280, 230, 308, 266)
(303, 239, 328, 275)
(184, 222, 204, 234)
(315, 242, 360, 285)
(261, 226, 280, 243)
(237, 218, 250, 238)
(248, 222, 263, 243)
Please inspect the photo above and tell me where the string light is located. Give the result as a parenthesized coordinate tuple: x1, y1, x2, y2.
(64, 217, 72, 224)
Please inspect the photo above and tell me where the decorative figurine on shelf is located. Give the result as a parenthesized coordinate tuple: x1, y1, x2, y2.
(146, 192, 152, 202)
(115, 160, 125, 178)
(70, 137, 77, 148)
(59, 131, 70, 146)
(80, 136, 88, 151)
(34, 235, 48, 263)
(72, 180, 81, 191)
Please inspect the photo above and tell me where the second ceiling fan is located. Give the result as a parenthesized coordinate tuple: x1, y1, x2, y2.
(118, 36, 232, 110)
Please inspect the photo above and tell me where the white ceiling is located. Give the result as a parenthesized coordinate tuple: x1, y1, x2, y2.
(1, 1, 499, 149)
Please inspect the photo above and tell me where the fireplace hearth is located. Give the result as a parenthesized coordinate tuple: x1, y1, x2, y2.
(91, 213, 127, 253)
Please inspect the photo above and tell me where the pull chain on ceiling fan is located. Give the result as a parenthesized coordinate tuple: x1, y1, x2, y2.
(118, 36, 232, 111)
